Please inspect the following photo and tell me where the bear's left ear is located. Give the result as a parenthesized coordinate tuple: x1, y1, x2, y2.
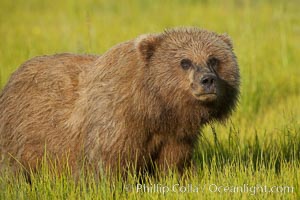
(218, 33, 233, 49)
(136, 34, 163, 62)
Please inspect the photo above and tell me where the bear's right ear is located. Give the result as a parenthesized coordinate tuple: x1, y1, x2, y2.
(136, 34, 163, 62)
(218, 33, 233, 50)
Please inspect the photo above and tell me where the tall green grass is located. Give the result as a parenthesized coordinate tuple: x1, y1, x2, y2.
(0, 0, 299, 199)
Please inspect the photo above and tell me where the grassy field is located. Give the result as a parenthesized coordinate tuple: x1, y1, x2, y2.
(0, 0, 299, 199)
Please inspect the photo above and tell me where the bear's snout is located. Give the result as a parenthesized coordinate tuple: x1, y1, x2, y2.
(200, 73, 217, 93)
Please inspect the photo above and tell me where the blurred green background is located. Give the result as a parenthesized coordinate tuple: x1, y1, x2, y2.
(0, 0, 299, 199)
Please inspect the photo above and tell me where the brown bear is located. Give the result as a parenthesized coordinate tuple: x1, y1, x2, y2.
(0, 27, 239, 176)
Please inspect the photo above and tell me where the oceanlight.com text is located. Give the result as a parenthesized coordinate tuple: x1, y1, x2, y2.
(125, 183, 294, 195)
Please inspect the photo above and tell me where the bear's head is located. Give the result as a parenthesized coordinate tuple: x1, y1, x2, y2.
(136, 27, 240, 121)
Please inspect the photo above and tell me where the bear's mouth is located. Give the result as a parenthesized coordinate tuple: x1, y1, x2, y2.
(194, 93, 217, 102)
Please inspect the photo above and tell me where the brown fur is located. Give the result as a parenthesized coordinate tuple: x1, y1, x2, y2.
(0, 27, 239, 176)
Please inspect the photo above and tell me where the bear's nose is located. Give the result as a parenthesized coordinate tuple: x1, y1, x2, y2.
(200, 73, 216, 88)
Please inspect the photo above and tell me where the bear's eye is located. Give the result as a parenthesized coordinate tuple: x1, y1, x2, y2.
(180, 59, 192, 70)
(207, 57, 219, 70)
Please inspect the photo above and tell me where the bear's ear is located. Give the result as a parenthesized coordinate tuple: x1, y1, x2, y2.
(218, 33, 233, 49)
(136, 34, 163, 62)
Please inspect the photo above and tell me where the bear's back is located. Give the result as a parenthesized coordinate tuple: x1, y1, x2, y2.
(0, 53, 98, 170)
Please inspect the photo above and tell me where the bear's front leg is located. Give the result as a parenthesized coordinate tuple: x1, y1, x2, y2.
(155, 138, 194, 175)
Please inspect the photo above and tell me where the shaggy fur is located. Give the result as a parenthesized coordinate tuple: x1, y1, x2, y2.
(0, 27, 240, 176)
